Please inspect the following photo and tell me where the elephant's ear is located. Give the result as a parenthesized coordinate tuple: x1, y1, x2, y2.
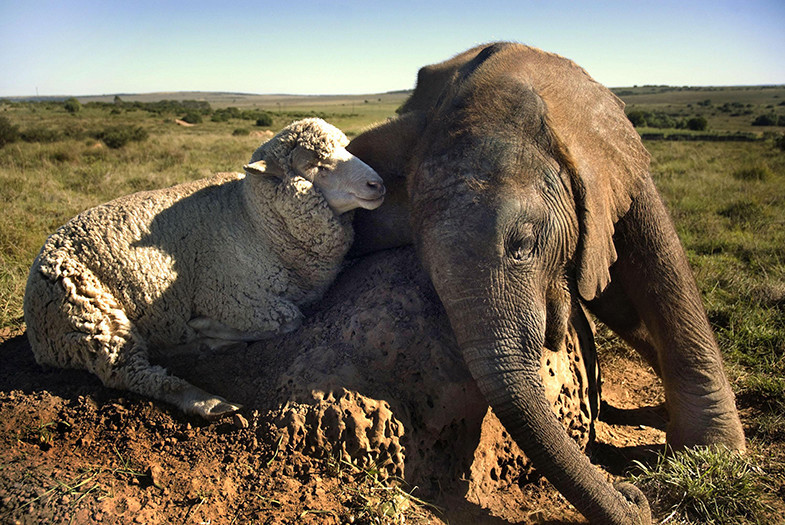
(540, 74, 650, 301)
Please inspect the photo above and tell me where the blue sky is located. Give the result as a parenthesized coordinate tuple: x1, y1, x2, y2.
(1, 0, 783, 97)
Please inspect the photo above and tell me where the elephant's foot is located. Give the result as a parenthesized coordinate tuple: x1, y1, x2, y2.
(666, 394, 745, 452)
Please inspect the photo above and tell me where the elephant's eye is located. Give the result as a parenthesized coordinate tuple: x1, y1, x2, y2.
(506, 224, 537, 262)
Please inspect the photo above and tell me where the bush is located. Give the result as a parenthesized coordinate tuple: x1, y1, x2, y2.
(181, 112, 203, 124)
(686, 116, 708, 131)
(232, 128, 249, 136)
(64, 97, 81, 114)
(0, 115, 20, 147)
(212, 107, 242, 122)
(775, 134, 785, 151)
(255, 112, 274, 127)
(97, 126, 149, 149)
(627, 110, 648, 127)
(752, 114, 778, 126)
(20, 126, 61, 143)
(626, 109, 679, 129)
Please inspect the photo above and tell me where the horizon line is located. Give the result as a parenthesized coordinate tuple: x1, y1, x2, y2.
(3, 84, 785, 101)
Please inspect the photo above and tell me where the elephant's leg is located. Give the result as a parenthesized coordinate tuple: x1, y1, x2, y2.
(588, 179, 744, 451)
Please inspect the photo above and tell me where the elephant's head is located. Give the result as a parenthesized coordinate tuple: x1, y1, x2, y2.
(405, 43, 652, 524)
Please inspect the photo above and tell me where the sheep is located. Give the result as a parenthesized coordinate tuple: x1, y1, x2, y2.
(23, 118, 385, 420)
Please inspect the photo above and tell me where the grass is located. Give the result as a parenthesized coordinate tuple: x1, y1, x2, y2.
(629, 446, 780, 524)
(327, 457, 441, 524)
(647, 140, 785, 438)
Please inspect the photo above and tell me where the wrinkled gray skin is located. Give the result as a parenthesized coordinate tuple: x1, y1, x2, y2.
(348, 42, 745, 525)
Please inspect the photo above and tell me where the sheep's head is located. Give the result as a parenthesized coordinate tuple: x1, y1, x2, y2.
(247, 118, 385, 215)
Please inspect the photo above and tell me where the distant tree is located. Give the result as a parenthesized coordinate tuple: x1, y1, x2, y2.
(64, 97, 81, 114)
(0, 115, 20, 147)
(686, 116, 708, 131)
(113, 95, 124, 105)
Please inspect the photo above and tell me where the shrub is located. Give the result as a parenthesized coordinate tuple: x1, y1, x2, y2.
(752, 114, 778, 126)
(232, 128, 249, 136)
(0, 115, 20, 147)
(775, 133, 785, 151)
(181, 112, 203, 124)
(627, 110, 648, 127)
(97, 125, 149, 149)
(20, 126, 61, 143)
(212, 107, 242, 122)
(626, 109, 679, 129)
(64, 97, 81, 114)
(255, 112, 274, 127)
(647, 112, 676, 129)
(686, 116, 708, 131)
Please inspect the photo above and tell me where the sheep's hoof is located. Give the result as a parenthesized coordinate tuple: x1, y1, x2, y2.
(192, 398, 243, 420)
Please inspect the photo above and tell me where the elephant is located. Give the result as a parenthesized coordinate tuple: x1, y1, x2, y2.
(347, 42, 745, 524)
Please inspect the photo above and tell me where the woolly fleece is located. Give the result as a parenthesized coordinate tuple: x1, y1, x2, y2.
(24, 120, 355, 418)
(249, 118, 349, 174)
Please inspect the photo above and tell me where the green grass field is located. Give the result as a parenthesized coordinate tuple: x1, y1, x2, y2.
(1, 86, 784, 522)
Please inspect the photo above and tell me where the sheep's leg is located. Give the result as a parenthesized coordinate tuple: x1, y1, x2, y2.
(29, 256, 241, 420)
(114, 345, 242, 420)
(188, 297, 304, 346)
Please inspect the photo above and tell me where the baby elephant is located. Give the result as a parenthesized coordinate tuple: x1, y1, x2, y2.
(24, 118, 384, 419)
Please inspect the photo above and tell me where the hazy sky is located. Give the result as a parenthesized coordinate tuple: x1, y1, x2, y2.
(1, 0, 783, 97)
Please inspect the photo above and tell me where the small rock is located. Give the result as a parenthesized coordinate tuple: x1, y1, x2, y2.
(125, 496, 142, 513)
(233, 414, 249, 429)
(148, 464, 164, 489)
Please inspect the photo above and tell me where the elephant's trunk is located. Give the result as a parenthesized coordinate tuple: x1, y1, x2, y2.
(442, 284, 649, 524)
(462, 337, 648, 524)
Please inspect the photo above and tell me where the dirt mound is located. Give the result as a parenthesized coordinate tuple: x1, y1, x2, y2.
(0, 248, 668, 524)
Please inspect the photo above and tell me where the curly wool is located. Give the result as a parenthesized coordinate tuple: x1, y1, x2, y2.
(249, 118, 349, 174)
(24, 125, 354, 416)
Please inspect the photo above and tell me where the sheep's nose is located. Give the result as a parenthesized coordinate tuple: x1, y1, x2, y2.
(367, 180, 386, 196)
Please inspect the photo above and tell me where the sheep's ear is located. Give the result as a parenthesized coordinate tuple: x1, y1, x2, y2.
(243, 160, 283, 181)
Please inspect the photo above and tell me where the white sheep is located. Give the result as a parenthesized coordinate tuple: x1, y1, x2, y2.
(23, 118, 385, 419)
